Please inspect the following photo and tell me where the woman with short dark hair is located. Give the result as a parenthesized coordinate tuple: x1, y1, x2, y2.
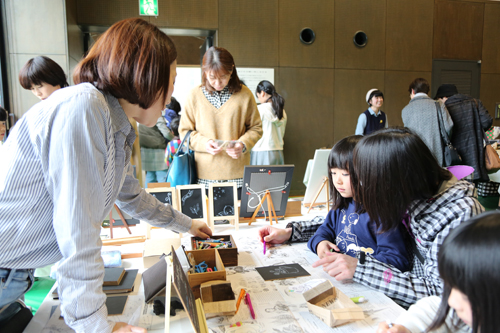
(0, 18, 211, 333)
(19, 56, 68, 100)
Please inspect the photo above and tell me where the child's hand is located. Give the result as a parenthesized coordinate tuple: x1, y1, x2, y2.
(316, 241, 340, 259)
(312, 252, 358, 280)
(206, 140, 222, 155)
(258, 226, 292, 244)
(376, 322, 411, 333)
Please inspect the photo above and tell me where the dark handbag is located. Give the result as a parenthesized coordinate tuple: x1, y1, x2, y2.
(165, 130, 197, 187)
(436, 102, 462, 166)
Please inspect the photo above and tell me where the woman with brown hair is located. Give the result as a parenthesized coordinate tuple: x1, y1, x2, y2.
(179, 46, 262, 197)
(0, 18, 211, 333)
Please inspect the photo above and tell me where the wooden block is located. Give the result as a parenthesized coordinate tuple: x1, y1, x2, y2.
(190, 235, 238, 267)
(303, 280, 364, 328)
(102, 236, 146, 246)
(200, 280, 236, 318)
(285, 200, 302, 217)
(186, 249, 226, 290)
(103, 267, 125, 286)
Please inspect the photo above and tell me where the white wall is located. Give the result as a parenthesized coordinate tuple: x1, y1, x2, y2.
(2, 0, 69, 119)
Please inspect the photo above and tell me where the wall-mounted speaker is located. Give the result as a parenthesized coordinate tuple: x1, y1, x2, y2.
(353, 31, 368, 48)
(299, 28, 316, 45)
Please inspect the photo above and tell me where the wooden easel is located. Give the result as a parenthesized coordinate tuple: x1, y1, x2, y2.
(248, 190, 279, 226)
(307, 177, 330, 214)
(109, 204, 132, 239)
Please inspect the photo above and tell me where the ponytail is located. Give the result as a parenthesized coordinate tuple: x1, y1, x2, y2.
(270, 92, 285, 120)
(256, 80, 285, 120)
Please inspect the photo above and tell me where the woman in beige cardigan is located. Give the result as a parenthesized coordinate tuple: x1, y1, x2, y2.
(179, 47, 262, 198)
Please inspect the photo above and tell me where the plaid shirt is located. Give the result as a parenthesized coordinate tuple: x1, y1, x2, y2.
(353, 178, 484, 308)
(286, 216, 325, 242)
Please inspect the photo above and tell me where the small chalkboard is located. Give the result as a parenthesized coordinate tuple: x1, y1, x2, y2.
(255, 263, 310, 281)
(240, 165, 294, 218)
(171, 245, 205, 333)
(208, 183, 239, 231)
(146, 187, 178, 211)
(177, 185, 207, 220)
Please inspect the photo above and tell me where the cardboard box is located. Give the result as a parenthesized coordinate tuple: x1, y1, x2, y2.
(200, 280, 236, 318)
(303, 280, 364, 327)
(143, 238, 181, 268)
(190, 235, 238, 266)
(186, 249, 226, 291)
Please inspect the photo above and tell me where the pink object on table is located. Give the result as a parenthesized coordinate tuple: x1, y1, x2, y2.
(446, 165, 474, 180)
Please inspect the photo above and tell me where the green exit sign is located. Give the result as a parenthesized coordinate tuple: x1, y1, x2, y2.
(139, 0, 158, 16)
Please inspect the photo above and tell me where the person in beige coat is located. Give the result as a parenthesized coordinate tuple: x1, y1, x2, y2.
(179, 47, 262, 198)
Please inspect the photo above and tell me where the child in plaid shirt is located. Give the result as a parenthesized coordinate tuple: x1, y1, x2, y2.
(165, 116, 181, 167)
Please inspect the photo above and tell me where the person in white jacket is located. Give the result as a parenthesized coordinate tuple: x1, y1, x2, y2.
(251, 80, 287, 165)
(377, 211, 500, 333)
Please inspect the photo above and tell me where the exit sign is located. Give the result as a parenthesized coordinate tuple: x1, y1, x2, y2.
(139, 0, 158, 16)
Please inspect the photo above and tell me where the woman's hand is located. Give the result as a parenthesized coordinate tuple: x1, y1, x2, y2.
(258, 226, 292, 244)
(206, 140, 222, 155)
(312, 251, 358, 280)
(316, 240, 340, 259)
(376, 322, 411, 333)
(188, 220, 212, 239)
(226, 142, 243, 159)
(113, 322, 146, 332)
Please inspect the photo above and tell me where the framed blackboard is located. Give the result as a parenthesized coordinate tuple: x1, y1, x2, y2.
(176, 185, 207, 220)
(240, 165, 295, 218)
(146, 187, 178, 211)
(208, 183, 239, 231)
(171, 246, 202, 333)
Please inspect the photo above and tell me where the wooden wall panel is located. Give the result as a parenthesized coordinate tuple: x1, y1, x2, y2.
(335, 0, 386, 70)
(218, 0, 278, 67)
(333, 70, 384, 142)
(153, 0, 218, 28)
(77, 0, 145, 26)
(433, 1, 484, 60)
(386, 0, 433, 71)
(279, 0, 334, 68)
(278, 68, 334, 195)
(480, 74, 500, 126)
(482, 3, 500, 74)
(383, 71, 432, 126)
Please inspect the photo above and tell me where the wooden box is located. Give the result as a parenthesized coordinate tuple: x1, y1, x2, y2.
(303, 280, 364, 328)
(186, 249, 226, 291)
(190, 235, 238, 267)
(200, 280, 236, 318)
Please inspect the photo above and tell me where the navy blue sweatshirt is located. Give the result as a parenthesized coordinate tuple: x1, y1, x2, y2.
(307, 200, 410, 272)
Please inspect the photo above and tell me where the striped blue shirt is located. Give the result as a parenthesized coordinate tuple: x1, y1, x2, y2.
(0, 83, 191, 332)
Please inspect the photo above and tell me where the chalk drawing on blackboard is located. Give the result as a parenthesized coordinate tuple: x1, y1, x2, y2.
(216, 205, 234, 216)
(152, 192, 172, 205)
(240, 165, 295, 218)
(177, 185, 207, 221)
(207, 183, 239, 232)
(255, 263, 310, 281)
(270, 266, 299, 276)
(182, 190, 194, 205)
(246, 182, 290, 212)
(189, 203, 200, 216)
